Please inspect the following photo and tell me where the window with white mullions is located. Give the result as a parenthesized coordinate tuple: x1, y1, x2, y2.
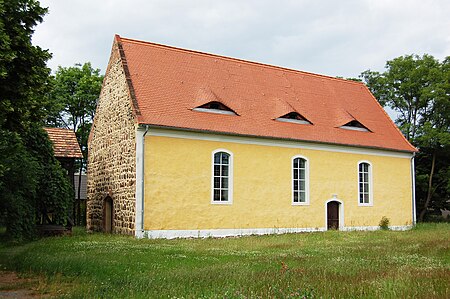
(212, 150, 233, 203)
(358, 161, 372, 205)
(292, 156, 309, 205)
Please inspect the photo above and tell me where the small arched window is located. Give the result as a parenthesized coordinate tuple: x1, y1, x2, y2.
(212, 150, 233, 204)
(358, 161, 373, 205)
(292, 156, 309, 205)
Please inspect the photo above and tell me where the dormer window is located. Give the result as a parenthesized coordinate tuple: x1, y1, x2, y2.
(340, 120, 370, 132)
(276, 112, 312, 125)
(209, 102, 221, 110)
(193, 101, 237, 115)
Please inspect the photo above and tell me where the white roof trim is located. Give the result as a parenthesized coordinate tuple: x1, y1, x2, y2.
(192, 107, 236, 115)
(340, 125, 369, 132)
(276, 117, 311, 125)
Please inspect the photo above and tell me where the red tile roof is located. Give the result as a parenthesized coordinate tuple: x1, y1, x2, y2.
(116, 35, 417, 153)
(44, 128, 83, 158)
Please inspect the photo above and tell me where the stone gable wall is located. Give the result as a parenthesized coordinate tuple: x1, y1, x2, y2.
(87, 41, 137, 235)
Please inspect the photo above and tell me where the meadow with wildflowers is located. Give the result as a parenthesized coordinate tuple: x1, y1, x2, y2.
(0, 223, 449, 298)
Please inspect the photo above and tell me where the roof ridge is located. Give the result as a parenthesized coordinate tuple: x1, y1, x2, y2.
(115, 35, 141, 117)
(118, 35, 364, 86)
(44, 127, 72, 131)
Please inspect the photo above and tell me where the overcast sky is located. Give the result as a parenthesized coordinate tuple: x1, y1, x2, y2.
(33, 0, 449, 79)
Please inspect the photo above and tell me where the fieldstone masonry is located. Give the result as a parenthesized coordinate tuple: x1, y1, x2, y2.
(87, 40, 137, 235)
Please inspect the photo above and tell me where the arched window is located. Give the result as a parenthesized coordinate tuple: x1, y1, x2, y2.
(292, 156, 309, 205)
(212, 150, 233, 204)
(358, 161, 373, 205)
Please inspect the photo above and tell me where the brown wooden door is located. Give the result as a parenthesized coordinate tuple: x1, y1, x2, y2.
(327, 201, 339, 230)
(104, 197, 113, 233)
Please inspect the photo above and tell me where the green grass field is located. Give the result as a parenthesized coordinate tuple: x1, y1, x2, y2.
(0, 223, 449, 298)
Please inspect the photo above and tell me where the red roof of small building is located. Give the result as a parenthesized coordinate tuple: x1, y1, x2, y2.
(116, 35, 417, 153)
(44, 127, 83, 158)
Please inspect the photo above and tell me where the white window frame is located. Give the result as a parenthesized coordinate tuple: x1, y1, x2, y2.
(292, 155, 310, 205)
(211, 149, 233, 205)
(357, 160, 373, 206)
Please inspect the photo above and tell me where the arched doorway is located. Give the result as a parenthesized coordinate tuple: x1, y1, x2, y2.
(103, 196, 113, 233)
(326, 201, 341, 230)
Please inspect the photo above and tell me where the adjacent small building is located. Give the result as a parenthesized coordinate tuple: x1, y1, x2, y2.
(87, 35, 417, 238)
(45, 127, 83, 187)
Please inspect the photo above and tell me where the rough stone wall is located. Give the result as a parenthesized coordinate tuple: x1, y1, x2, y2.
(86, 40, 137, 235)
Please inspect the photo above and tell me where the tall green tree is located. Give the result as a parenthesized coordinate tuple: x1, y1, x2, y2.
(0, 0, 52, 132)
(361, 54, 443, 141)
(46, 62, 103, 160)
(25, 126, 73, 226)
(414, 57, 450, 221)
(0, 130, 38, 240)
(361, 54, 450, 221)
(0, 0, 73, 240)
(46, 63, 103, 225)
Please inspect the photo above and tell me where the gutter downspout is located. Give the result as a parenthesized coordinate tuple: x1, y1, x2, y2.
(135, 125, 149, 237)
(411, 152, 417, 226)
(141, 125, 149, 233)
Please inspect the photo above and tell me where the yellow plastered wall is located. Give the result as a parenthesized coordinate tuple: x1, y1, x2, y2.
(144, 135, 413, 230)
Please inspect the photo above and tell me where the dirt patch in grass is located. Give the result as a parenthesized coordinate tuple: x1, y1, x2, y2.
(0, 271, 49, 298)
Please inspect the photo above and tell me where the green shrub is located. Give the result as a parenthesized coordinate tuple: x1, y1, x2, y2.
(379, 216, 390, 230)
(0, 126, 73, 241)
(0, 129, 39, 241)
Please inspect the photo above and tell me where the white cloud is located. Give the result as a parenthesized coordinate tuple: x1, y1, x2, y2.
(33, 0, 450, 78)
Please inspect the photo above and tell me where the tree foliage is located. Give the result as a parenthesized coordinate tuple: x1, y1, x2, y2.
(361, 54, 444, 141)
(25, 126, 73, 226)
(0, 0, 52, 132)
(44, 63, 103, 226)
(0, 130, 38, 240)
(0, 0, 73, 240)
(46, 62, 104, 160)
(0, 126, 73, 240)
(361, 54, 450, 221)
